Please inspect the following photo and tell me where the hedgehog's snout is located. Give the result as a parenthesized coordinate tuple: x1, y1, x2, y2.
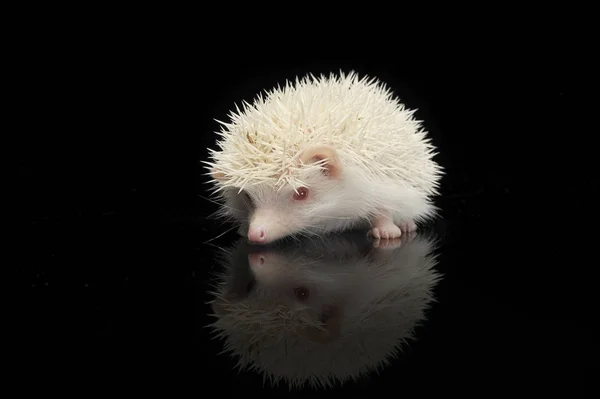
(248, 225, 267, 243)
(247, 209, 290, 244)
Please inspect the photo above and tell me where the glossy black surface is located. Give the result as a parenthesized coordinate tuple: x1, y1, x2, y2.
(17, 38, 597, 393)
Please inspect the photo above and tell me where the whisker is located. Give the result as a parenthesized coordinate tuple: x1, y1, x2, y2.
(205, 208, 227, 221)
(201, 242, 231, 255)
(198, 194, 225, 207)
(202, 225, 238, 245)
(297, 227, 324, 245)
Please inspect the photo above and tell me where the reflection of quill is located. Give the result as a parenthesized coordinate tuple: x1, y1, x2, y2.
(207, 232, 442, 389)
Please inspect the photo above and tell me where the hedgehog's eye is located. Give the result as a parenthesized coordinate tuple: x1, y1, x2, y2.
(293, 187, 309, 201)
(294, 287, 309, 301)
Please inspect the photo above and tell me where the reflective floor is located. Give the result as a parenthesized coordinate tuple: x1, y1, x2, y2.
(19, 193, 595, 393)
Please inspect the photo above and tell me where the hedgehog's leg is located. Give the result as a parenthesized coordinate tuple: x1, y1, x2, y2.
(369, 212, 402, 239)
(398, 219, 417, 233)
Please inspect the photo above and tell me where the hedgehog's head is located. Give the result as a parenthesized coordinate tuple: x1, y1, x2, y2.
(211, 145, 359, 245)
(210, 243, 348, 344)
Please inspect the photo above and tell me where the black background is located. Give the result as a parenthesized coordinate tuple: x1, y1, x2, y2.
(15, 8, 597, 395)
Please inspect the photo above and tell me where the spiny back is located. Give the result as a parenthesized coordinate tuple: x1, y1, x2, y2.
(205, 71, 442, 196)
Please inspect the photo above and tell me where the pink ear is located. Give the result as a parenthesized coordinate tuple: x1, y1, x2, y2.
(211, 300, 227, 316)
(300, 146, 342, 178)
(210, 292, 238, 316)
(210, 168, 226, 181)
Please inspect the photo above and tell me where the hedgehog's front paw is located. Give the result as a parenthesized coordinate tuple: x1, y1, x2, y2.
(398, 220, 417, 232)
(369, 224, 402, 240)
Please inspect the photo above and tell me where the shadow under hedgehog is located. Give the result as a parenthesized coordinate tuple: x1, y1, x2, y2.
(204, 71, 443, 245)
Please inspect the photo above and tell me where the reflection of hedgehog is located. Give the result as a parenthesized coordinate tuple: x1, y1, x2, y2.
(207, 232, 442, 390)
(203, 71, 443, 245)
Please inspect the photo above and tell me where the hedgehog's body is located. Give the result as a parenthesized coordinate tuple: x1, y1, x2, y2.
(205, 71, 442, 244)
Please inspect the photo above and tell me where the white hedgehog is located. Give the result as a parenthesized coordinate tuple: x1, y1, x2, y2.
(207, 232, 442, 390)
(204, 71, 443, 245)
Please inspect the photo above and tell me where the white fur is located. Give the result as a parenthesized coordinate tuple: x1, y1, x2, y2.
(204, 71, 443, 243)
(207, 233, 442, 390)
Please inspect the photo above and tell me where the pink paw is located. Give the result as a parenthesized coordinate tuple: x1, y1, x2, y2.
(369, 224, 402, 239)
(399, 220, 417, 232)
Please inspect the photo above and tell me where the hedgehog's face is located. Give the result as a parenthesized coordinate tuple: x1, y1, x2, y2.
(214, 146, 353, 245)
(212, 247, 345, 343)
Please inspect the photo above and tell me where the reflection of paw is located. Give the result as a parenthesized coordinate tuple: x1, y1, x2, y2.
(369, 224, 402, 239)
(398, 220, 417, 232)
(372, 237, 402, 249)
(401, 230, 417, 244)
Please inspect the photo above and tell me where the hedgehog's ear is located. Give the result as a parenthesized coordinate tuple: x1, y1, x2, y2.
(300, 146, 342, 178)
(210, 294, 236, 317)
(210, 299, 227, 317)
(300, 304, 343, 344)
(210, 168, 226, 181)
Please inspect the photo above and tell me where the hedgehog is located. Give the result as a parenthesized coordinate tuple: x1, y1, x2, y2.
(203, 71, 443, 245)
(206, 232, 442, 390)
